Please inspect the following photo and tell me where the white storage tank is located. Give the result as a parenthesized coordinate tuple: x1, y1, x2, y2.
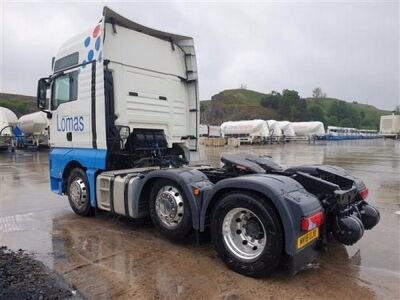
(221, 119, 269, 143)
(221, 120, 269, 137)
(292, 121, 325, 136)
(18, 111, 49, 135)
(266, 120, 282, 137)
(0, 107, 18, 136)
(277, 121, 295, 137)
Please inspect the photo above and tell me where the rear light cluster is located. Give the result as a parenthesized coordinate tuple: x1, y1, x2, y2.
(360, 188, 369, 200)
(301, 211, 324, 231)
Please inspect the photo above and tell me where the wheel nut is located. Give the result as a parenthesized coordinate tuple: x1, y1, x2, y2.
(242, 240, 248, 245)
(236, 229, 242, 234)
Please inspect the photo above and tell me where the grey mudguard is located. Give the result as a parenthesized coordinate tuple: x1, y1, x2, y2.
(132, 167, 212, 230)
(199, 174, 323, 256)
(286, 164, 366, 191)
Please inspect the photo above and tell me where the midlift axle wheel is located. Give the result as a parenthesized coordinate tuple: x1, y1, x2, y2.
(149, 179, 192, 241)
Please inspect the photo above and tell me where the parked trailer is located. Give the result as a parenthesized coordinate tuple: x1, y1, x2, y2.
(290, 121, 325, 142)
(36, 7, 380, 277)
(277, 121, 296, 138)
(0, 107, 18, 151)
(380, 114, 400, 140)
(266, 120, 283, 143)
(18, 111, 49, 148)
(292, 121, 325, 136)
(326, 126, 380, 140)
(221, 119, 269, 144)
(359, 129, 380, 139)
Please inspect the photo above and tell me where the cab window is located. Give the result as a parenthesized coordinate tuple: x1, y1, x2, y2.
(52, 71, 78, 109)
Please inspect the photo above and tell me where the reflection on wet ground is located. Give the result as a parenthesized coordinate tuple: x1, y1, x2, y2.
(0, 140, 399, 299)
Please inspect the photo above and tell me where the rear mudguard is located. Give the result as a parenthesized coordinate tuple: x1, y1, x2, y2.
(199, 174, 323, 256)
(286, 165, 366, 191)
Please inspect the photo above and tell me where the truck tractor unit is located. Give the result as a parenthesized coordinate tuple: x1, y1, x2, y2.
(37, 7, 380, 277)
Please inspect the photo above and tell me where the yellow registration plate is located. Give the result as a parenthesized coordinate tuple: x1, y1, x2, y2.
(297, 227, 319, 249)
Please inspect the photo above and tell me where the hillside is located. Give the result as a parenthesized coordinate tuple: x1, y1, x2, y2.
(201, 89, 391, 129)
(201, 89, 280, 124)
(0, 93, 37, 117)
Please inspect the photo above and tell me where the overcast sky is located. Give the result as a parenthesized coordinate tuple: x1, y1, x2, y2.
(0, 0, 398, 110)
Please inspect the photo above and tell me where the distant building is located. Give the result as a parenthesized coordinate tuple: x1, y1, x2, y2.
(380, 114, 400, 139)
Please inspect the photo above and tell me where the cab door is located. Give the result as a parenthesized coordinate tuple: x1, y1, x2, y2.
(49, 69, 79, 148)
(69, 62, 94, 149)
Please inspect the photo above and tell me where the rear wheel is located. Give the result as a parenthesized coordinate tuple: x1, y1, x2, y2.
(67, 168, 94, 216)
(211, 191, 283, 277)
(149, 179, 192, 241)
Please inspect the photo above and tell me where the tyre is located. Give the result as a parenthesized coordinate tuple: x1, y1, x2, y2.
(149, 179, 192, 241)
(67, 168, 94, 216)
(211, 191, 283, 277)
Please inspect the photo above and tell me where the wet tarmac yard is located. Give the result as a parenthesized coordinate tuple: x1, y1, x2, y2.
(0, 140, 399, 299)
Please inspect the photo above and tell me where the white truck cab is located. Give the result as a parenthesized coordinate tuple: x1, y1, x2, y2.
(37, 7, 198, 201)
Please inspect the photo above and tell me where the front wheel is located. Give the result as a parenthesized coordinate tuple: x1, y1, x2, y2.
(67, 168, 94, 217)
(211, 192, 283, 277)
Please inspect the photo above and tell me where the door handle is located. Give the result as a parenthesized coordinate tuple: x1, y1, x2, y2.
(66, 132, 72, 141)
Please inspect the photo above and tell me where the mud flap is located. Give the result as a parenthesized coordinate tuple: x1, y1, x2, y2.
(287, 244, 319, 276)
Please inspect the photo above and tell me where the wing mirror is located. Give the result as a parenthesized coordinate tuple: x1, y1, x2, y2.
(37, 77, 50, 110)
(37, 77, 53, 118)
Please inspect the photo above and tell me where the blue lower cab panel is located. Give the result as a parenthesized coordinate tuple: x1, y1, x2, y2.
(49, 148, 107, 206)
(50, 177, 63, 195)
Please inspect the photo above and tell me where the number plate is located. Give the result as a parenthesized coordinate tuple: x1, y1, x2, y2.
(297, 227, 319, 249)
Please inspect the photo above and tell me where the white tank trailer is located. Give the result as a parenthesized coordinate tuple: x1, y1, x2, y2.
(265, 120, 283, 143)
(0, 107, 18, 150)
(221, 119, 269, 143)
(291, 121, 326, 137)
(18, 111, 49, 147)
(277, 121, 296, 137)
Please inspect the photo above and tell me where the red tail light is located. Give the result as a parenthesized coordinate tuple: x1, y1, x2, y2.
(301, 211, 324, 231)
(360, 188, 369, 200)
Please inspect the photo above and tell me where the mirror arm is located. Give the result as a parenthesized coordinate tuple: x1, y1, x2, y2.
(44, 110, 52, 119)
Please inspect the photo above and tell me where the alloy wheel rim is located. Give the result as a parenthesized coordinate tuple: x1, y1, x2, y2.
(155, 185, 184, 229)
(69, 178, 87, 209)
(222, 207, 266, 261)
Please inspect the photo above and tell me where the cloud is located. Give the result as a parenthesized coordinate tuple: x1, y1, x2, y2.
(0, 1, 398, 110)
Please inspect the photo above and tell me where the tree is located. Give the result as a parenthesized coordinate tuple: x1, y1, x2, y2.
(340, 118, 353, 127)
(308, 105, 325, 123)
(282, 89, 300, 101)
(312, 87, 326, 99)
(260, 92, 281, 110)
(326, 115, 339, 126)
